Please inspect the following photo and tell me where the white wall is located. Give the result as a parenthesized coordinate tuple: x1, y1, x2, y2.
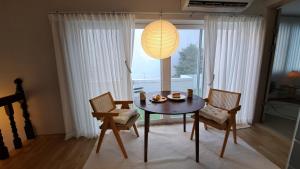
(0, 0, 266, 150)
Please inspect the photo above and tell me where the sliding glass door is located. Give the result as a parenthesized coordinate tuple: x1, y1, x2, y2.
(171, 29, 204, 96)
(132, 29, 163, 121)
(132, 29, 161, 93)
(131, 25, 204, 123)
(169, 29, 204, 119)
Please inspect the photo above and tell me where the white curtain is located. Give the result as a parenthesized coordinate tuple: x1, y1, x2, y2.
(272, 17, 300, 79)
(49, 13, 135, 138)
(203, 15, 264, 125)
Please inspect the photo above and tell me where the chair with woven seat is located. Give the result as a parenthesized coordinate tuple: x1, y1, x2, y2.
(89, 92, 140, 159)
(190, 88, 241, 157)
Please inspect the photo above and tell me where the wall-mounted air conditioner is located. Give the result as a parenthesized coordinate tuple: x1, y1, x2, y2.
(181, 0, 254, 13)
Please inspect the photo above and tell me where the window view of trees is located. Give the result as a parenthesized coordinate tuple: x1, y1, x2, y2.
(173, 44, 203, 78)
(171, 29, 204, 96)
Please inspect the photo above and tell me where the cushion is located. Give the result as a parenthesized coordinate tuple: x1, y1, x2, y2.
(199, 105, 229, 124)
(111, 109, 138, 125)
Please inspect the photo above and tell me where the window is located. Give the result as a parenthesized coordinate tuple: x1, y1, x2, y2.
(132, 29, 161, 93)
(132, 23, 204, 122)
(171, 29, 204, 96)
(170, 29, 204, 118)
(132, 29, 162, 121)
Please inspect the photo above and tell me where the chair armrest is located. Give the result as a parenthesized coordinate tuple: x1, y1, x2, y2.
(228, 105, 241, 114)
(114, 100, 133, 109)
(92, 112, 119, 118)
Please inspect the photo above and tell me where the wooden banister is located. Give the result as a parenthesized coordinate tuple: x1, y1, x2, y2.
(0, 93, 23, 107)
(0, 78, 35, 160)
(15, 79, 35, 139)
(0, 130, 9, 160)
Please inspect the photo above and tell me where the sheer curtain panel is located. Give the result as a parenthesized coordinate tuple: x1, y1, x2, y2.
(203, 15, 264, 125)
(272, 17, 300, 78)
(49, 13, 135, 138)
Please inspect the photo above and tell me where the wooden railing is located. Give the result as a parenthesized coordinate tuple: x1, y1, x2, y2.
(0, 78, 35, 160)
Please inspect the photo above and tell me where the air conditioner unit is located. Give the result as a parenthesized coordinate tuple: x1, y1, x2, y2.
(181, 0, 254, 13)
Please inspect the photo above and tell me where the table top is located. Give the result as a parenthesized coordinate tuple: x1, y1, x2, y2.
(134, 91, 205, 115)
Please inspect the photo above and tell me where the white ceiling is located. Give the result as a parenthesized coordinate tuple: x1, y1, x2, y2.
(281, 0, 300, 16)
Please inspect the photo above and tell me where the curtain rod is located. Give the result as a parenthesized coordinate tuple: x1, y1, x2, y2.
(48, 11, 263, 17)
(48, 11, 205, 15)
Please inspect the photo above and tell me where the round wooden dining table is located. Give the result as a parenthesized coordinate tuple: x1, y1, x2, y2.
(134, 91, 205, 163)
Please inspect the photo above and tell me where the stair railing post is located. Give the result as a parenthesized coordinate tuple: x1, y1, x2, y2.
(5, 103, 23, 149)
(14, 78, 35, 139)
(0, 130, 9, 160)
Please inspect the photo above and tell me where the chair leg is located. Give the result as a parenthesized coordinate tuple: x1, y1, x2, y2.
(109, 119, 128, 159)
(133, 124, 139, 137)
(220, 127, 231, 158)
(232, 119, 237, 144)
(190, 120, 195, 140)
(204, 123, 208, 130)
(96, 120, 108, 153)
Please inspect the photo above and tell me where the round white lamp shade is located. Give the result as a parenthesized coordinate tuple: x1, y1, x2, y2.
(141, 20, 179, 59)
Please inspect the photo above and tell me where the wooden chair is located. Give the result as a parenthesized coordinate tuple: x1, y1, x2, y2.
(190, 88, 241, 158)
(89, 92, 140, 159)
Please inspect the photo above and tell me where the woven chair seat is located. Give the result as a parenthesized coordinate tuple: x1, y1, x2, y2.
(101, 113, 140, 130)
(111, 109, 138, 125)
(192, 105, 229, 124)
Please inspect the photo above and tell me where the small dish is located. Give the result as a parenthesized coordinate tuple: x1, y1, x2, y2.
(149, 96, 167, 103)
(167, 94, 186, 101)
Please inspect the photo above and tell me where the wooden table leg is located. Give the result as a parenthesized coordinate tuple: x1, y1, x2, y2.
(144, 111, 150, 162)
(183, 114, 186, 132)
(195, 111, 199, 162)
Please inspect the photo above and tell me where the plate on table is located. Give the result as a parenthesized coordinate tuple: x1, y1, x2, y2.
(167, 94, 186, 101)
(149, 96, 167, 103)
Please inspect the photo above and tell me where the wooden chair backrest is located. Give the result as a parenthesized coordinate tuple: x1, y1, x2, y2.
(89, 92, 116, 114)
(208, 89, 241, 111)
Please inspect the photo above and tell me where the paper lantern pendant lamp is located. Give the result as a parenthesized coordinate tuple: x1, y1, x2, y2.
(141, 20, 179, 59)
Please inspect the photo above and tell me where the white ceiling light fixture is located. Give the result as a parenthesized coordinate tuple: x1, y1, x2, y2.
(141, 19, 179, 60)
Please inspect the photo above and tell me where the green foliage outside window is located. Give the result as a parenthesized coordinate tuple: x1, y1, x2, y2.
(173, 44, 203, 77)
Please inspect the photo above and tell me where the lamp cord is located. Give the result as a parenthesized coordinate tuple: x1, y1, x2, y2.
(160, 9, 162, 57)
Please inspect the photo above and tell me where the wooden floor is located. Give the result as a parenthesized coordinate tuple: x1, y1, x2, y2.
(0, 124, 292, 169)
(0, 135, 96, 169)
(238, 124, 292, 169)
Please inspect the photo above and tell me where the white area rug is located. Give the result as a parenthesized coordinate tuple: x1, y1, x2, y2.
(83, 124, 279, 169)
